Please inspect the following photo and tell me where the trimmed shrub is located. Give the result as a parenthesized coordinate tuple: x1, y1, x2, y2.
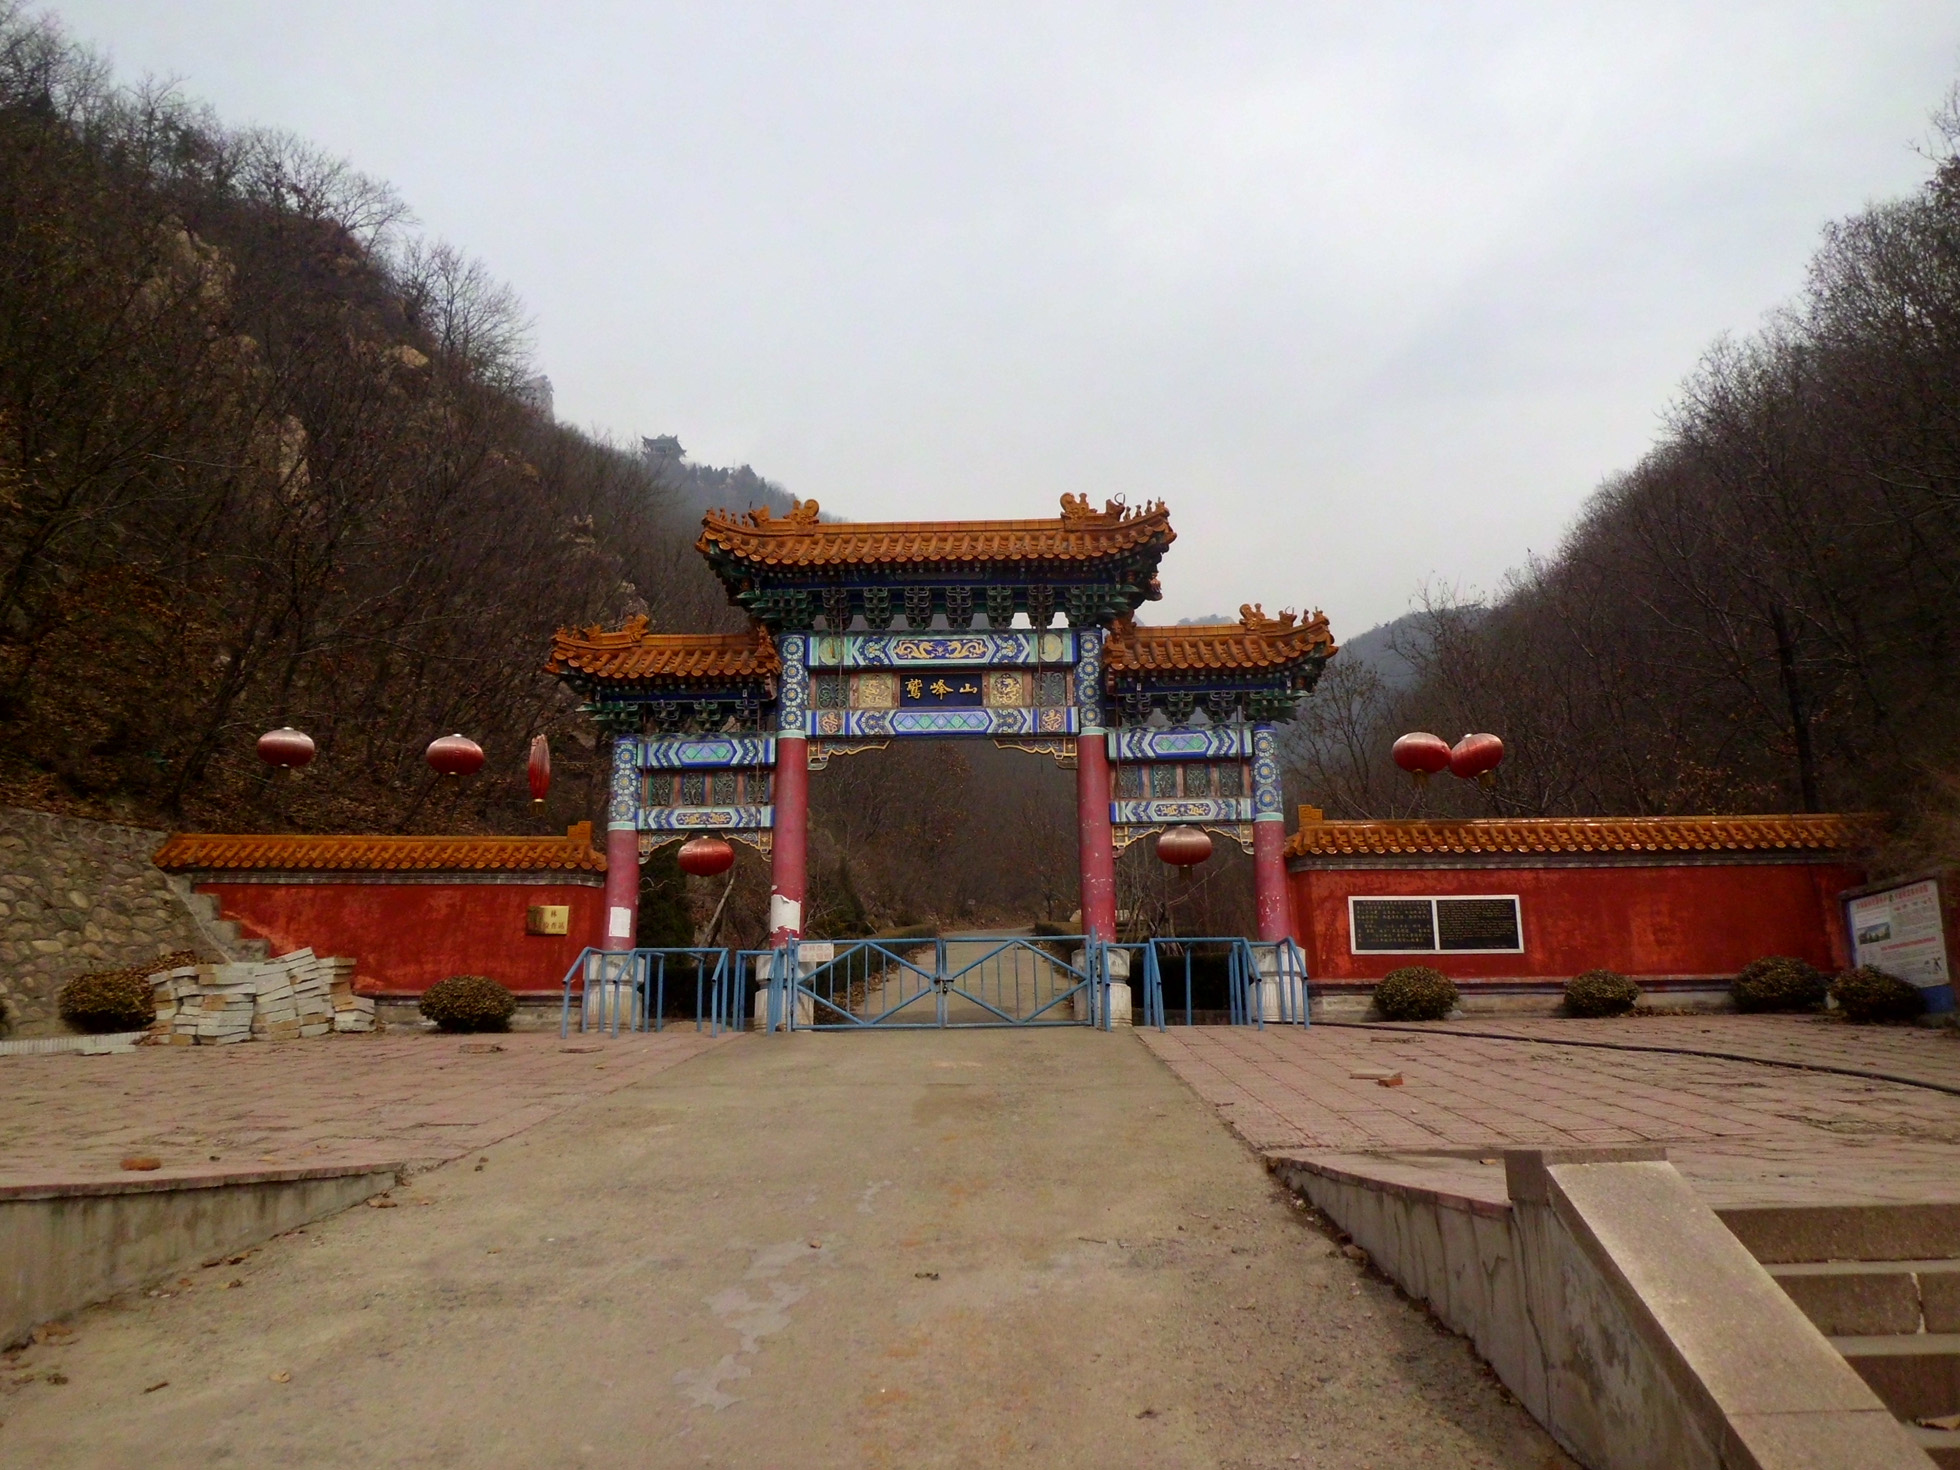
(1373, 966, 1458, 1022)
(420, 974, 517, 1033)
(58, 969, 155, 1034)
(1830, 966, 1925, 1024)
(1564, 969, 1641, 1018)
(1730, 956, 1829, 1013)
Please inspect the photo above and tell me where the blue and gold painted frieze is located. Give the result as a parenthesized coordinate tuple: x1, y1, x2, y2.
(811, 706, 1076, 738)
(807, 631, 1077, 668)
(629, 735, 777, 769)
(636, 804, 775, 832)
(1110, 797, 1254, 825)
(1107, 725, 1253, 762)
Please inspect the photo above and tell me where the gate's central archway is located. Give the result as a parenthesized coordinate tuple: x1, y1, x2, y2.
(546, 494, 1337, 997)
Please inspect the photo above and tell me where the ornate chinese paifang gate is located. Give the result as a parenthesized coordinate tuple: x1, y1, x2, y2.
(547, 493, 1336, 1025)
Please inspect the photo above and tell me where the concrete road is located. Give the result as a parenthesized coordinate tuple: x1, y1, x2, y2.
(3, 1030, 1572, 1468)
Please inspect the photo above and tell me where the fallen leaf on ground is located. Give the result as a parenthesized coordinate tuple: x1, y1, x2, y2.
(1920, 1412, 1960, 1431)
(913, 1271, 939, 1280)
(119, 1157, 161, 1171)
(143, 1381, 168, 1394)
(45, 1372, 68, 1385)
(269, 1371, 291, 1384)
(365, 1197, 398, 1209)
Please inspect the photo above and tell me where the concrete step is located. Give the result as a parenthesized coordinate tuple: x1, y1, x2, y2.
(1770, 1259, 1960, 1336)
(1833, 1332, 1960, 1421)
(1913, 1424, 1960, 1470)
(1721, 1202, 1960, 1264)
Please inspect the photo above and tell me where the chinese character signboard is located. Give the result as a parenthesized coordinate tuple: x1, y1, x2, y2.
(1846, 876, 1956, 1013)
(899, 673, 986, 708)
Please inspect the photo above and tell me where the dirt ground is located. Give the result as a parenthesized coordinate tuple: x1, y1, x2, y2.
(2, 1029, 1573, 1468)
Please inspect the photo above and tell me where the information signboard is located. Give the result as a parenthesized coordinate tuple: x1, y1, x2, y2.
(1847, 877, 1954, 1011)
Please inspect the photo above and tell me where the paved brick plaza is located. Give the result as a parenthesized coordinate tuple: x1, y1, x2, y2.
(1139, 1016, 1960, 1209)
(0, 1028, 728, 1191)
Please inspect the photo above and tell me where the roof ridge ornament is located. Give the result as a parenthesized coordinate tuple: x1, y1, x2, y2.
(1238, 603, 1299, 633)
(740, 497, 822, 529)
(1060, 492, 1161, 526)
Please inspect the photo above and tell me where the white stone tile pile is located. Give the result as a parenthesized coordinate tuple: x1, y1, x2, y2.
(147, 948, 371, 1044)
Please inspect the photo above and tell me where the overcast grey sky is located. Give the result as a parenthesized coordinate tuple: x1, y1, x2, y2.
(47, 2, 1960, 634)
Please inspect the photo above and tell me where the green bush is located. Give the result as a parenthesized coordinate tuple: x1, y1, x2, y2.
(419, 974, 517, 1033)
(1373, 966, 1458, 1022)
(58, 969, 155, 1033)
(1564, 969, 1641, 1018)
(1730, 956, 1829, 1013)
(1830, 966, 1925, 1024)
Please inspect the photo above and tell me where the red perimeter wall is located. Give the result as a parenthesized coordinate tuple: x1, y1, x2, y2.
(197, 878, 606, 996)
(1290, 861, 1863, 984)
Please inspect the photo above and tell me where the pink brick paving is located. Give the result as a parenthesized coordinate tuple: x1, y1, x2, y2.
(1140, 1021, 1960, 1209)
(0, 1028, 732, 1190)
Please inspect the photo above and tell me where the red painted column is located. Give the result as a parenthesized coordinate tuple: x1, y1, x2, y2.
(1251, 723, 1296, 942)
(603, 734, 640, 951)
(1075, 628, 1118, 942)
(769, 633, 811, 946)
(770, 736, 809, 944)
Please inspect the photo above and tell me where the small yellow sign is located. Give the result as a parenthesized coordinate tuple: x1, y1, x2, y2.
(526, 905, 570, 936)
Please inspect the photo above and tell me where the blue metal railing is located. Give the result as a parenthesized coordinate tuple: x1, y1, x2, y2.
(557, 946, 741, 1038)
(1134, 936, 1310, 1031)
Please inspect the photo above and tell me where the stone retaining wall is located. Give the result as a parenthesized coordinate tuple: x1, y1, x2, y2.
(0, 807, 214, 1035)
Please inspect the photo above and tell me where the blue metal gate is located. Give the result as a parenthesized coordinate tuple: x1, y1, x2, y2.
(779, 935, 1109, 1029)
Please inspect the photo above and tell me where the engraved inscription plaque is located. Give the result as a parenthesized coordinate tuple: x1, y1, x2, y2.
(1437, 898, 1521, 952)
(1351, 898, 1436, 952)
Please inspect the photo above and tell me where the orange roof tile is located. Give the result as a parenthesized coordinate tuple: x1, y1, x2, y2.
(154, 823, 606, 874)
(547, 617, 779, 684)
(1286, 812, 1877, 860)
(1105, 605, 1338, 675)
(696, 494, 1174, 570)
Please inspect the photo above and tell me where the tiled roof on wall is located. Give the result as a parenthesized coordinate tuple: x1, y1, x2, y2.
(1287, 812, 1877, 859)
(546, 618, 779, 683)
(154, 823, 607, 874)
(696, 494, 1174, 569)
(1105, 605, 1337, 674)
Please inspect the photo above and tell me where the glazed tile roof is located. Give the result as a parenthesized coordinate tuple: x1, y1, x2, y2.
(154, 823, 607, 874)
(696, 494, 1174, 570)
(547, 617, 779, 684)
(1287, 812, 1877, 860)
(1105, 606, 1338, 675)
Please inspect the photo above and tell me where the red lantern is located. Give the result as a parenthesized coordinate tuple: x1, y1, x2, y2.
(256, 727, 315, 773)
(426, 733, 485, 778)
(1449, 733, 1505, 786)
(1156, 826, 1213, 867)
(677, 836, 736, 877)
(528, 734, 551, 809)
(1392, 732, 1452, 786)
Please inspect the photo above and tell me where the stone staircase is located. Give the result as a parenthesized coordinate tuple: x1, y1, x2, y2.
(163, 875, 270, 962)
(1724, 1203, 1960, 1467)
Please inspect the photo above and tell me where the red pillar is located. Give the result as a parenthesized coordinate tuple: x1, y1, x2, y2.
(770, 736, 809, 945)
(1076, 649, 1118, 943)
(1254, 817, 1294, 942)
(603, 826, 640, 950)
(603, 734, 640, 951)
(1251, 722, 1296, 942)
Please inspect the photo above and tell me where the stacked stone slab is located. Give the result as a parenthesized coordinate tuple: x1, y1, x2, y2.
(147, 948, 369, 1044)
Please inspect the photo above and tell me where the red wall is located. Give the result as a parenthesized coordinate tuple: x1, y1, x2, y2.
(1290, 862, 1862, 984)
(199, 879, 606, 996)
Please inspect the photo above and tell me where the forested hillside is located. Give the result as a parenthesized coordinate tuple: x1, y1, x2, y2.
(0, 7, 739, 835)
(1291, 96, 1960, 874)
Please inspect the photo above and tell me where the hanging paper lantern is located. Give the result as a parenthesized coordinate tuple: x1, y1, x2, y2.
(256, 727, 316, 772)
(677, 836, 736, 877)
(1391, 732, 1452, 785)
(1156, 826, 1213, 867)
(1449, 732, 1505, 786)
(426, 733, 485, 778)
(528, 734, 551, 809)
